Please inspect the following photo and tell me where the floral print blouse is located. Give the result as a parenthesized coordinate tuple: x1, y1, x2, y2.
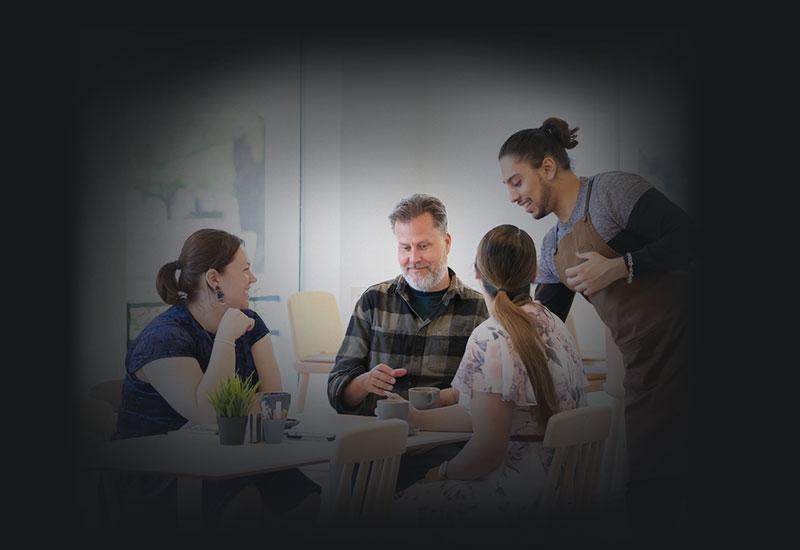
(451, 302, 587, 434)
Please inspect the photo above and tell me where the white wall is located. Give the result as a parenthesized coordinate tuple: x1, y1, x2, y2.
(73, 51, 304, 400)
(74, 33, 697, 414)
(301, 39, 624, 362)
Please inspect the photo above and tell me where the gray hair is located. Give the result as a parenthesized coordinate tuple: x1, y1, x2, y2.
(388, 194, 448, 233)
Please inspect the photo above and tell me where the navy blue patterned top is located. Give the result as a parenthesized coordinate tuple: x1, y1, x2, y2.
(114, 303, 270, 439)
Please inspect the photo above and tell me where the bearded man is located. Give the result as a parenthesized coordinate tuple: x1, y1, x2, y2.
(327, 194, 488, 489)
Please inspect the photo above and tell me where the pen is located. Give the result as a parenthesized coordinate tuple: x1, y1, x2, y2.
(285, 430, 336, 441)
(384, 390, 406, 401)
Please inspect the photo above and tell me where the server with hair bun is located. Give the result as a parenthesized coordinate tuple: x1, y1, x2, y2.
(498, 117, 697, 538)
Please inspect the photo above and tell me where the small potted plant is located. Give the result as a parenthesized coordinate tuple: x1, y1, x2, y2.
(207, 372, 259, 445)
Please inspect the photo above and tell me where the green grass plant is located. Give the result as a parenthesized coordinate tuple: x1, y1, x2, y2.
(207, 372, 259, 418)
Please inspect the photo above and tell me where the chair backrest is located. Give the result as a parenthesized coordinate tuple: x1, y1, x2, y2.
(80, 397, 118, 447)
(539, 405, 612, 520)
(323, 419, 408, 523)
(88, 379, 124, 413)
(287, 291, 344, 361)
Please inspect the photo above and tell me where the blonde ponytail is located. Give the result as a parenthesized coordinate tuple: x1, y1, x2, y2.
(492, 291, 559, 423)
(476, 225, 560, 424)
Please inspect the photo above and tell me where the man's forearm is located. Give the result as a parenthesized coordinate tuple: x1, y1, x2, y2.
(341, 373, 368, 408)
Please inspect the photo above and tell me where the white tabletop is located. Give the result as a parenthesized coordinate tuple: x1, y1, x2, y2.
(91, 412, 471, 480)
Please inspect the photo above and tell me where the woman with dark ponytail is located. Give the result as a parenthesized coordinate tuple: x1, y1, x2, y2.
(499, 117, 697, 537)
(394, 224, 586, 524)
(114, 228, 320, 527)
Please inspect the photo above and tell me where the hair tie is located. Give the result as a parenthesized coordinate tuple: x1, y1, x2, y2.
(497, 288, 508, 293)
(174, 260, 182, 270)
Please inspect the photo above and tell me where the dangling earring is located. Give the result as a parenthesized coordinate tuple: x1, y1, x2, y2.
(215, 287, 225, 302)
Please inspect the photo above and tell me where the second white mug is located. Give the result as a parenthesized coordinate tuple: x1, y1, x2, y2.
(408, 387, 440, 410)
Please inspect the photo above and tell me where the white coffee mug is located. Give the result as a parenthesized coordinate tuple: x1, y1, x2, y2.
(376, 399, 409, 421)
(408, 387, 441, 410)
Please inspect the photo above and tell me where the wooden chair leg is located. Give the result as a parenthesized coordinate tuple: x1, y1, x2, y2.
(296, 372, 310, 414)
(101, 472, 121, 527)
(177, 478, 203, 529)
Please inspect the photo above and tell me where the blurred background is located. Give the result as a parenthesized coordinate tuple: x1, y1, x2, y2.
(70, 25, 699, 427)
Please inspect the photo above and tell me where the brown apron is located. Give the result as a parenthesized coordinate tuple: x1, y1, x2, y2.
(553, 177, 694, 481)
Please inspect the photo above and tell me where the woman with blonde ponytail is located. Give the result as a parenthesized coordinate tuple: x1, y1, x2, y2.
(394, 224, 587, 526)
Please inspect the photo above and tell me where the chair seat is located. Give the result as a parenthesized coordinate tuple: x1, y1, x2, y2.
(294, 360, 335, 374)
(300, 353, 337, 363)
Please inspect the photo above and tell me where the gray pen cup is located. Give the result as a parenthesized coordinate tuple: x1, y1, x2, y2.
(262, 419, 286, 444)
(376, 399, 409, 421)
(247, 412, 264, 443)
(261, 392, 291, 419)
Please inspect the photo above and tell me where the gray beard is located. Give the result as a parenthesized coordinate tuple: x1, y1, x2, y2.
(402, 262, 449, 292)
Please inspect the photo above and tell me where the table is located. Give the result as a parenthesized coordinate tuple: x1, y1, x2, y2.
(90, 412, 471, 526)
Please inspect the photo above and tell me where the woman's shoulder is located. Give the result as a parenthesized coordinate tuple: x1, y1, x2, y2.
(469, 315, 507, 342)
(126, 314, 200, 374)
(471, 304, 568, 343)
(129, 305, 199, 358)
(139, 304, 194, 337)
(522, 302, 561, 332)
(522, 303, 578, 355)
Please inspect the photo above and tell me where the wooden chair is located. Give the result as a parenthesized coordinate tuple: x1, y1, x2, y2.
(287, 291, 343, 413)
(600, 327, 628, 500)
(322, 419, 408, 523)
(88, 378, 124, 413)
(565, 313, 608, 394)
(82, 383, 124, 527)
(538, 405, 612, 522)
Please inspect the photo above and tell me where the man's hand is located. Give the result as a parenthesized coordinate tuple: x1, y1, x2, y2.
(358, 363, 408, 397)
(564, 251, 627, 297)
(342, 364, 408, 409)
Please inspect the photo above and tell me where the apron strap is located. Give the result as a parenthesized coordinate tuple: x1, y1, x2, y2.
(583, 176, 595, 218)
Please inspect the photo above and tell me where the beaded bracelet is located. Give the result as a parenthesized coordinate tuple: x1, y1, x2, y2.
(625, 252, 634, 284)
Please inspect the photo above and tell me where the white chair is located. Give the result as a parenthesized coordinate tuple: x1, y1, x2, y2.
(600, 327, 628, 501)
(566, 313, 607, 393)
(88, 378, 124, 414)
(80, 387, 123, 527)
(538, 405, 612, 522)
(321, 419, 408, 523)
(287, 291, 344, 413)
